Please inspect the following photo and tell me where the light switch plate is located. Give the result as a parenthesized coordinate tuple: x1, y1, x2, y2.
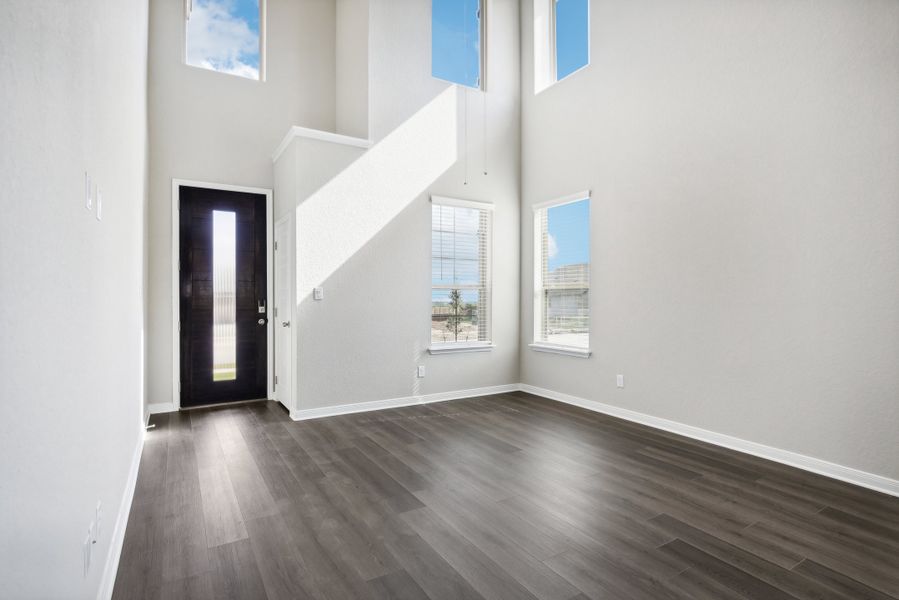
(616, 374, 625, 388)
(96, 189, 103, 221)
(313, 287, 323, 301)
(85, 173, 92, 210)
(417, 365, 426, 378)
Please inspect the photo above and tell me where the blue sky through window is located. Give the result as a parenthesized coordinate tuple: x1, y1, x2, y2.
(432, 0, 481, 88)
(555, 0, 589, 80)
(547, 198, 590, 271)
(187, 0, 261, 80)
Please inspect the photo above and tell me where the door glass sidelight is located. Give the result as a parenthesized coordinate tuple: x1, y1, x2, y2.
(212, 210, 237, 381)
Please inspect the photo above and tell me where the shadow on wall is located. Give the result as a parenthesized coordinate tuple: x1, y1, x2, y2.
(298, 202, 433, 402)
(294, 86, 459, 300)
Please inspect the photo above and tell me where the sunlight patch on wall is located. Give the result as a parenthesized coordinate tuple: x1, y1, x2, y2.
(295, 87, 459, 298)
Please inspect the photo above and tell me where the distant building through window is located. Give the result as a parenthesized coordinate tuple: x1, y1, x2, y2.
(534, 195, 590, 349)
(186, 0, 263, 80)
(432, 0, 482, 88)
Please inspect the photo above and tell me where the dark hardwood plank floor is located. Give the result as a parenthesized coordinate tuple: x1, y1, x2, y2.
(113, 392, 899, 600)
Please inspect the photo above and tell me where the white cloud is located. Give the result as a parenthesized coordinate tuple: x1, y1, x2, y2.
(187, 0, 259, 80)
(547, 233, 559, 259)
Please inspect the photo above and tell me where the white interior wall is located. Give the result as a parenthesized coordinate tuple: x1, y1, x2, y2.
(336, 0, 370, 138)
(145, 0, 338, 410)
(3, 1, 898, 596)
(0, 0, 149, 596)
(520, 0, 899, 480)
(279, 0, 521, 412)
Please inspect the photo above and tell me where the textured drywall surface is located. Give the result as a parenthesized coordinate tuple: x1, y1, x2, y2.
(520, 0, 899, 479)
(0, 0, 149, 595)
(145, 0, 337, 408)
(281, 0, 522, 411)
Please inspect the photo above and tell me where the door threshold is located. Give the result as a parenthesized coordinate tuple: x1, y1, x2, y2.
(180, 398, 271, 411)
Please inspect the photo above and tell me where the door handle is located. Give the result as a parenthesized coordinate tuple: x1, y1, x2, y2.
(281, 321, 291, 328)
(257, 318, 266, 325)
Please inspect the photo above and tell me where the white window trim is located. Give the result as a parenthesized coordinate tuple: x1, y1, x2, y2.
(431, 195, 495, 211)
(431, 0, 487, 91)
(529, 342, 591, 358)
(183, 0, 267, 82)
(533, 189, 591, 210)
(532, 190, 592, 357)
(429, 195, 494, 355)
(534, 0, 591, 94)
(429, 342, 495, 355)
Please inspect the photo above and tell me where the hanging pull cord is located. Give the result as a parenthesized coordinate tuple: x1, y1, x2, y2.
(482, 87, 488, 176)
(464, 86, 469, 186)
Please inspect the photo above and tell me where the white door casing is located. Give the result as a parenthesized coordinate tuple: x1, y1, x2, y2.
(274, 215, 293, 408)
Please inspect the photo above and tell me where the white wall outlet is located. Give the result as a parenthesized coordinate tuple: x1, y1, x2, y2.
(417, 365, 426, 378)
(84, 172, 92, 210)
(96, 188, 103, 221)
(616, 374, 625, 388)
(313, 287, 323, 301)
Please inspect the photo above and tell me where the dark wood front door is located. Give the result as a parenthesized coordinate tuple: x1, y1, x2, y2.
(179, 185, 268, 408)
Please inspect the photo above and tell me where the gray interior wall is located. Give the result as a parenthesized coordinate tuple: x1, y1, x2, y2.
(146, 0, 337, 408)
(336, 0, 370, 138)
(0, 0, 149, 596)
(286, 0, 522, 411)
(520, 0, 899, 480)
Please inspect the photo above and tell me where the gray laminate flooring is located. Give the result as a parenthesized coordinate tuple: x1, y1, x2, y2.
(113, 392, 899, 600)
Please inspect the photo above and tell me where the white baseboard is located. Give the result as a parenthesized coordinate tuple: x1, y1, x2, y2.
(519, 383, 899, 498)
(289, 384, 520, 421)
(97, 430, 144, 599)
(147, 402, 176, 415)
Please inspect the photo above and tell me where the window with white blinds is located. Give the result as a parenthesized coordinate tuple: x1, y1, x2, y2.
(534, 194, 590, 350)
(431, 199, 492, 348)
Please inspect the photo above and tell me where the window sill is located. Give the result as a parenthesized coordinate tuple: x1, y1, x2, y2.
(528, 343, 592, 358)
(428, 343, 495, 355)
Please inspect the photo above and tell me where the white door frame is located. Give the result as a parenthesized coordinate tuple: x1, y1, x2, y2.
(171, 179, 275, 411)
(273, 213, 296, 411)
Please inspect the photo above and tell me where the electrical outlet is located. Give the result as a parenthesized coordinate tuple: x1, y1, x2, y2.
(417, 365, 426, 378)
(313, 287, 323, 301)
(616, 374, 625, 388)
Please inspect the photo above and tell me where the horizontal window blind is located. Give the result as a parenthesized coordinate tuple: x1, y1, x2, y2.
(536, 197, 590, 349)
(431, 202, 491, 345)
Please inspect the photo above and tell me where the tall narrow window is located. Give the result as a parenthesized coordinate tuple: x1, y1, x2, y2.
(432, 0, 482, 88)
(554, 0, 589, 80)
(430, 198, 492, 352)
(534, 0, 589, 92)
(533, 194, 591, 356)
(213, 210, 237, 381)
(186, 0, 263, 80)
